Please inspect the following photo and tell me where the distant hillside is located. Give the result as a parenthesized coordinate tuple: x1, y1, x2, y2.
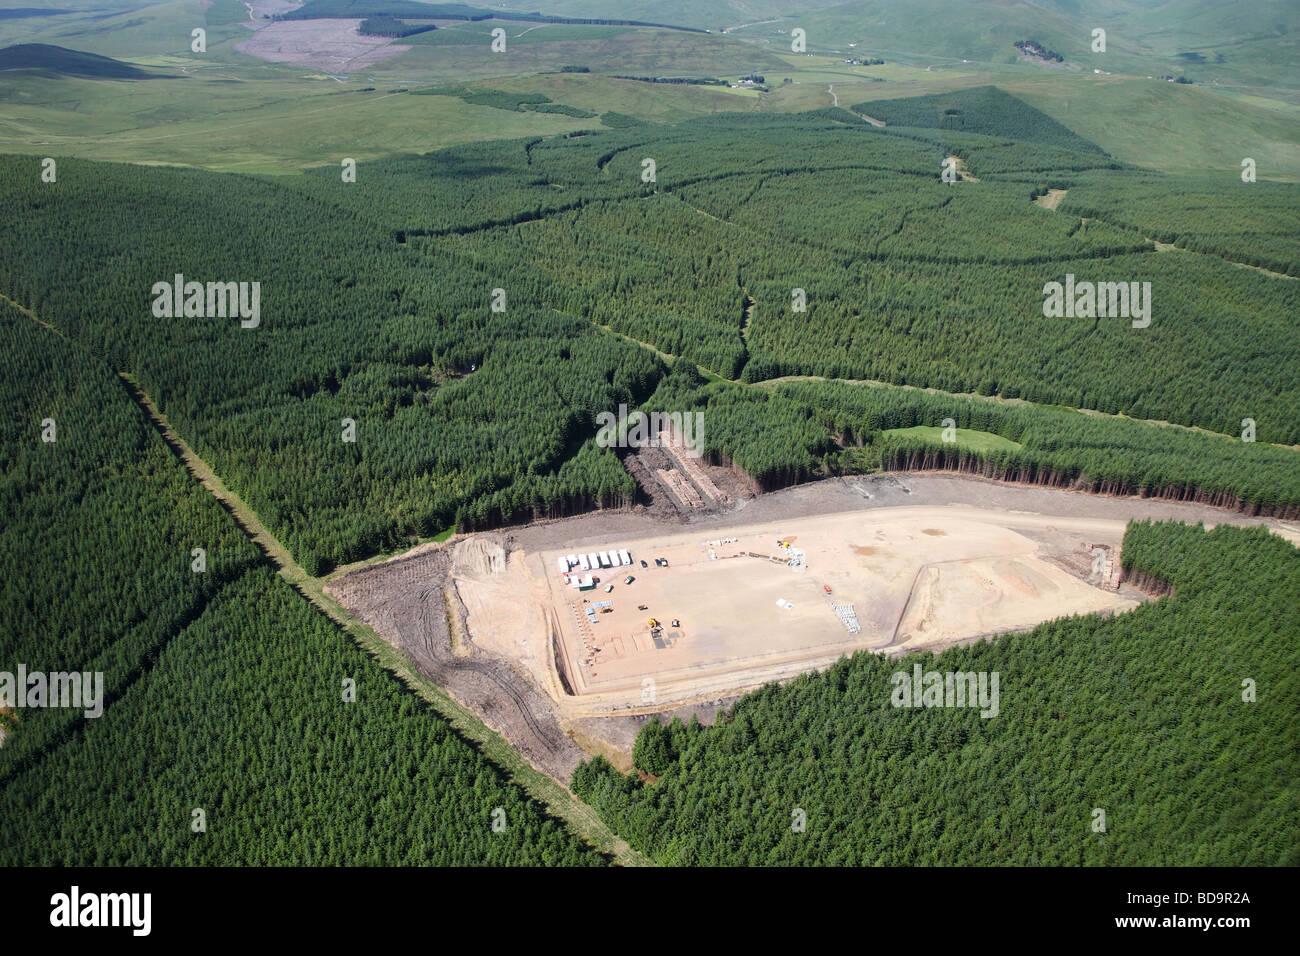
(280, 0, 502, 17)
(0, 43, 161, 78)
(280, 0, 831, 32)
(853, 86, 1107, 155)
(539, 0, 847, 32)
(0, 9, 76, 20)
(278, 0, 709, 32)
(728, 0, 1298, 89)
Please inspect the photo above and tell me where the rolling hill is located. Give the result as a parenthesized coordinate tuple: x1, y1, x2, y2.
(852, 85, 1109, 154)
(726, 0, 1299, 88)
(0, 41, 163, 78)
(278, 0, 710, 31)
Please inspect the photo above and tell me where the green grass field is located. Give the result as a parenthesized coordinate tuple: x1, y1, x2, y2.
(408, 22, 639, 46)
(730, 0, 1298, 89)
(2, 0, 1296, 177)
(0, 74, 601, 172)
(5, 60, 1294, 176)
(879, 425, 1023, 454)
(1, 0, 241, 59)
(758, 55, 1300, 179)
(393, 23, 788, 79)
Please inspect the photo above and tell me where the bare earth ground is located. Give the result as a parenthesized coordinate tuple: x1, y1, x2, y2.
(328, 474, 1300, 782)
(247, 0, 303, 17)
(946, 154, 980, 182)
(235, 20, 410, 72)
(1034, 188, 1068, 210)
(619, 438, 754, 521)
(325, 539, 583, 780)
(527, 506, 1135, 715)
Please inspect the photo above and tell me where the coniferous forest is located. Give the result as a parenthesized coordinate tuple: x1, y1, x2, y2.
(0, 303, 606, 865)
(573, 521, 1300, 865)
(0, 103, 1295, 570)
(2, 85, 1296, 868)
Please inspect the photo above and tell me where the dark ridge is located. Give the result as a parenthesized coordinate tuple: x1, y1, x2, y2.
(0, 43, 169, 79)
(0, 9, 75, 20)
(277, 0, 708, 32)
(852, 85, 1107, 156)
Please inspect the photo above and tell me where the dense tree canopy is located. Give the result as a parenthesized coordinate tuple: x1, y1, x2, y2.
(0, 308, 606, 866)
(1, 85, 1296, 868)
(2, 101, 1294, 568)
(574, 521, 1300, 865)
(1, 91, 1295, 568)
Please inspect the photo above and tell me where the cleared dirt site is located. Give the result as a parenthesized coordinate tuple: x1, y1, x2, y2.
(235, 19, 411, 72)
(329, 474, 1300, 779)
(484, 506, 1134, 714)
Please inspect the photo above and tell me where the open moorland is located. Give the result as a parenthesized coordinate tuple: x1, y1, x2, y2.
(1, 0, 1297, 175)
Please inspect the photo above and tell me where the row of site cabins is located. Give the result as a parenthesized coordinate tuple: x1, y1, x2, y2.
(558, 548, 633, 590)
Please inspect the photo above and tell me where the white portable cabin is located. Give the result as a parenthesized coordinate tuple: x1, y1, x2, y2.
(586, 552, 600, 570)
(599, 552, 612, 568)
(578, 554, 590, 571)
(618, 549, 632, 566)
(567, 553, 579, 567)
(557, 556, 570, 574)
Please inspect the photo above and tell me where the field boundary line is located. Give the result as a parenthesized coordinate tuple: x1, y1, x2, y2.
(121, 376, 651, 866)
